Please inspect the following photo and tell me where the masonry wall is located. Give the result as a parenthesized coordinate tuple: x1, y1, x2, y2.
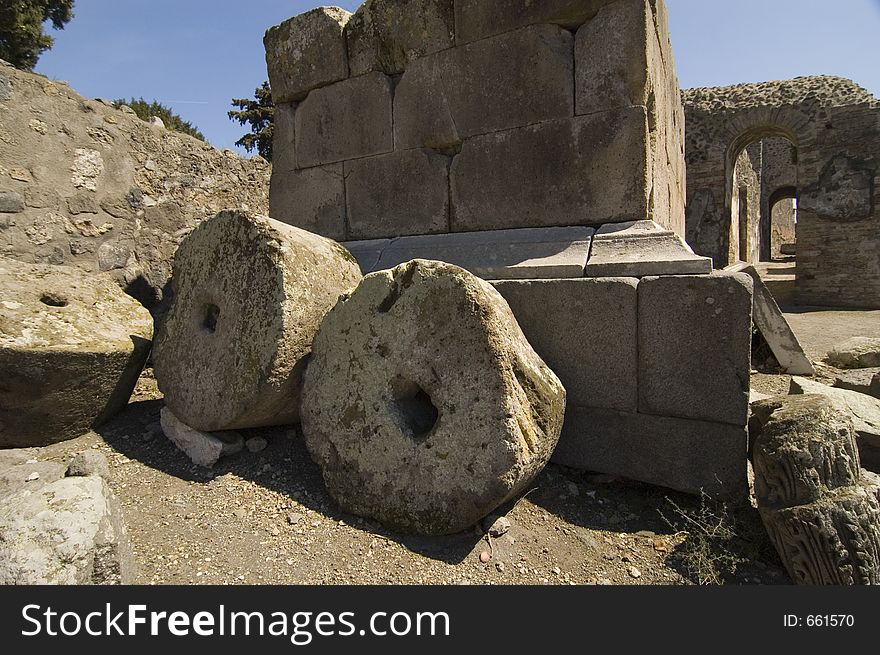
(265, 0, 685, 242)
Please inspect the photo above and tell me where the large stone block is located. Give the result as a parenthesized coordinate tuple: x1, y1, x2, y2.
(265, 7, 352, 103)
(345, 149, 449, 240)
(638, 273, 753, 426)
(269, 164, 346, 241)
(295, 73, 393, 167)
(451, 109, 649, 232)
(271, 102, 297, 172)
(301, 260, 565, 535)
(575, 0, 654, 114)
(376, 226, 593, 279)
(493, 277, 638, 411)
(0, 258, 153, 448)
(346, 0, 454, 76)
(455, 0, 615, 44)
(394, 25, 573, 150)
(153, 211, 362, 432)
(552, 406, 749, 499)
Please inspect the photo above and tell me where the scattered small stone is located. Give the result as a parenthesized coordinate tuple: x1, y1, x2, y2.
(25, 472, 40, 481)
(66, 450, 110, 478)
(551, 566, 561, 575)
(486, 516, 511, 537)
(653, 538, 668, 552)
(495, 562, 505, 573)
(287, 513, 303, 525)
(233, 508, 247, 519)
(628, 567, 642, 579)
(479, 550, 491, 563)
(246, 436, 268, 453)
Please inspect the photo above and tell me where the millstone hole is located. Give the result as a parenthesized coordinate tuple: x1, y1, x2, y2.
(202, 303, 220, 333)
(388, 378, 439, 441)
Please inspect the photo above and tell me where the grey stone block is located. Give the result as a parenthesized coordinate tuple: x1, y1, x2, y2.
(493, 277, 638, 411)
(451, 109, 649, 232)
(295, 73, 393, 167)
(455, 0, 615, 44)
(638, 273, 753, 426)
(345, 149, 449, 240)
(341, 238, 391, 274)
(552, 406, 749, 499)
(394, 25, 573, 150)
(834, 368, 880, 399)
(346, 0, 454, 76)
(575, 0, 653, 114)
(269, 164, 346, 241)
(377, 226, 594, 279)
(585, 220, 712, 277)
(265, 7, 352, 103)
(271, 103, 297, 172)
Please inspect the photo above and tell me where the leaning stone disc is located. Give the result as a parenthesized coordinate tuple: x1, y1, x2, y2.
(301, 259, 566, 535)
(153, 210, 361, 431)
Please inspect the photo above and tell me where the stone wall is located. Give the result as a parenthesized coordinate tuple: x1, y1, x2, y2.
(266, 0, 685, 241)
(729, 143, 762, 264)
(0, 60, 271, 311)
(683, 76, 880, 308)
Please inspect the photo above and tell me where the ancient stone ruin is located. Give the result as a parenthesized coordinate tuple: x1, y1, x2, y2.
(684, 76, 880, 309)
(265, 0, 754, 501)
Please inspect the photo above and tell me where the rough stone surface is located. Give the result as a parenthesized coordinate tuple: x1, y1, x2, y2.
(375, 227, 594, 279)
(451, 110, 649, 232)
(153, 210, 361, 432)
(454, 0, 614, 44)
(301, 260, 566, 535)
(789, 377, 880, 467)
(726, 263, 814, 375)
(750, 395, 880, 584)
(269, 164, 346, 241)
(346, 0, 454, 76)
(0, 474, 134, 584)
(834, 368, 880, 399)
(295, 73, 393, 168)
(0, 258, 153, 448)
(826, 337, 880, 369)
(0, 190, 25, 213)
(393, 25, 573, 148)
(264, 7, 352, 103)
(66, 450, 110, 478)
(552, 406, 749, 498)
(585, 220, 712, 277)
(344, 149, 449, 240)
(493, 277, 638, 411)
(0, 61, 270, 312)
(638, 273, 753, 425)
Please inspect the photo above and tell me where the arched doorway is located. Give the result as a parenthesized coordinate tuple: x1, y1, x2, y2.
(768, 186, 797, 260)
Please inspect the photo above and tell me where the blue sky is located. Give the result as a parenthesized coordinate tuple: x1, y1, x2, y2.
(35, 0, 880, 155)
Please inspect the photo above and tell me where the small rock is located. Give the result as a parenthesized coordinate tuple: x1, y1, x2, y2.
(25, 472, 40, 481)
(566, 482, 579, 496)
(628, 567, 642, 579)
(495, 562, 505, 573)
(479, 550, 491, 563)
(287, 513, 303, 525)
(653, 538, 668, 553)
(66, 450, 110, 478)
(635, 530, 656, 538)
(246, 436, 267, 453)
(0, 190, 25, 213)
(233, 508, 247, 519)
(486, 516, 511, 538)
(551, 566, 561, 575)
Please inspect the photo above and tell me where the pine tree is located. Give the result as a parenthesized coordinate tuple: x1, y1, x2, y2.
(0, 0, 75, 70)
(229, 81, 274, 161)
(113, 98, 206, 142)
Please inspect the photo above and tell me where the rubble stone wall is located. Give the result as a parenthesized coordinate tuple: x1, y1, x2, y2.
(266, 0, 685, 241)
(683, 76, 880, 308)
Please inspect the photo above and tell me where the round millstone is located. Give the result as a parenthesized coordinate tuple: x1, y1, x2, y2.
(301, 259, 566, 535)
(153, 210, 361, 431)
(0, 257, 153, 447)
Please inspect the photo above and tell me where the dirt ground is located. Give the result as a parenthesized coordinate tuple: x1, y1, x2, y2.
(34, 273, 880, 587)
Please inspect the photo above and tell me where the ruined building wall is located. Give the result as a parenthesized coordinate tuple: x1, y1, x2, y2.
(683, 76, 880, 308)
(760, 137, 798, 258)
(729, 143, 762, 264)
(266, 0, 686, 242)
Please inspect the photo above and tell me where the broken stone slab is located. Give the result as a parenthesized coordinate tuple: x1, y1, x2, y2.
(0, 475, 135, 584)
(301, 259, 566, 535)
(159, 407, 243, 467)
(724, 263, 814, 376)
(826, 337, 880, 369)
(342, 238, 391, 275)
(789, 377, 880, 470)
(153, 210, 362, 432)
(451, 109, 650, 232)
(585, 220, 712, 277)
(454, 0, 615, 44)
(346, 0, 455, 76)
(393, 24, 573, 149)
(834, 367, 880, 399)
(344, 149, 450, 240)
(552, 406, 749, 500)
(268, 164, 346, 241)
(264, 6, 352, 103)
(750, 394, 880, 584)
(295, 72, 393, 168)
(0, 258, 153, 448)
(375, 227, 594, 279)
(492, 277, 638, 411)
(639, 273, 753, 426)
